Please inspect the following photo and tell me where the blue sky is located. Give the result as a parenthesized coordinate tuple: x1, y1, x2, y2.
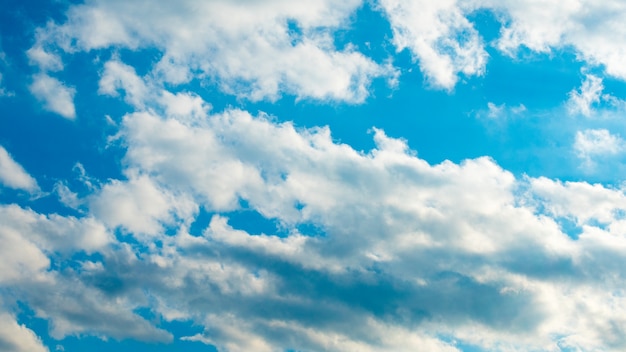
(2, 0, 626, 351)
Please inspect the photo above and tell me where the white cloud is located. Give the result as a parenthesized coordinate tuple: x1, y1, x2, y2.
(0, 204, 171, 343)
(0, 146, 39, 193)
(89, 172, 197, 236)
(29, 74, 76, 119)
(568, 74, 604, 116)
(0, 312, 48, 352)
(26, 45, 63, 72)
(5, 93, 626, 349)
(379, 0, 626, 90)
(32, 0, 394, 103)
(25, 0, 626, 99)
(379, 0, 488, 90)
(12, 2, 626, 350)
(98, 59, 149, 108)
(574, 128, 625, 168)
(483, 0, 626, 81)
(531, 177, 626, 227)
(76, 84, 624, 350)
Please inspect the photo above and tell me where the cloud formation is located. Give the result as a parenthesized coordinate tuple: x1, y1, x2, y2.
(574, 129, 625, 169)
(0, 146, 38, 192)
(29, 74, 76, 119)
(6, 1, 626, 351)
(30, 0, 394, 103)
(6, 71, 624, 350)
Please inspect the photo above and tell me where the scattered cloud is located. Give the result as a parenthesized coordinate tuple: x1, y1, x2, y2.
(0, 146, 39, 193)
(7, 1, 626, 351)
(16, 76, 620, 350)
(30, 0, 395, 103)
(29, 74, 76, 119)
(380, 0, 626, 91)
(568, 74, 604, 116)
(379, 0, 488, 90)
(484, 0, 626, 81)
(574, 128, 625, 169)
(485, 101, 526, 119)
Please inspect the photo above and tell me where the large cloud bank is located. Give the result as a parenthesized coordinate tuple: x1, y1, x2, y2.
(4, 0, 626, 351)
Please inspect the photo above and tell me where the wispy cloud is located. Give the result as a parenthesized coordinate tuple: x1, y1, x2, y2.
(574, 128, 625, 169)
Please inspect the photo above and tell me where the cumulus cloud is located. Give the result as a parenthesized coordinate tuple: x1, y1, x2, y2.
(567, 74, 604, 116)
(89, 172, 197, 236)
(10, 2, 626, 351)
(378, 0, 626, 90)
(29, 74, 76, 119)
(4, 89, 626, 349)
(379, 0, 488, 89)
(0, 204, 171, 343)
(30, 0, 394, 103)
(27, 0, 626, 98)
(0, 146, 39, 193)
(483, 0, 626, 81)
(48, 77, 624, 350)
(574, 128, 625, 169)
(0, 312, 48, 352)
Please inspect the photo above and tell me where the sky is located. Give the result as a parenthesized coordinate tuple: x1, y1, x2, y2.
(2, 0, 626, 351)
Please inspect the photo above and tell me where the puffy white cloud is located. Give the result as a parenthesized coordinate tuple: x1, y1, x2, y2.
(0, 146, 39, 193)
(379, 0, 488, 89)
(531, 177, 626, 228)
(12, 2, 626, 350)
(73, 83, 622, 350)
(98, 59, 149, 108)
(0, 204, 111, 267)
(25, 0, 626, 100)
(89, 172, 197, 236)
(0, 312, 48, 352)
(29, 74, 76, 119)
(0, 204, 172, 343)
(483, 0, 626, 80)
(32, 0, 394, 103)
(574, 128, 625, 168)
(5, 91, 626, 349)
(379, 0, 626, 90)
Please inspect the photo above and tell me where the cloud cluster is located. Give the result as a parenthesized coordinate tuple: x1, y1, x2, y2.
(29, 0, 395, 103)
(379, 0, 487, 89)
(7, 1, 626, 351)
(25, 0, 626, 109)
(7, 67, 626, 350)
